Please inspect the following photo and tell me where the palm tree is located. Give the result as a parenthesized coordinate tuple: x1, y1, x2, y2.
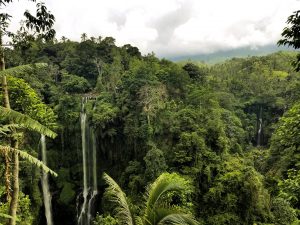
(0, 104, 57, 225)
(0, 106, 56, 138)
(0, 144, 57, 177)
(81, 33, 87, 42)
(0, 2, 55, 223)
(61, 36, 67, 43)
(103, 172, 199, 225)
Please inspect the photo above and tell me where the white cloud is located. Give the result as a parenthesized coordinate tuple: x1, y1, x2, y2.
(3, 0, 300, 57)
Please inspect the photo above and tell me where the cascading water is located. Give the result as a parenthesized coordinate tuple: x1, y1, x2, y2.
(78, 97, 98, 225)
(41, 134, 54, 225)
(257, 106, 263, 146)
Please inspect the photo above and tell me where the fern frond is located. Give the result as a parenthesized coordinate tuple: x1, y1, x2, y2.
(0, 63, 47, 77)
(0, 106, 57, 138)
(103, 172, 134, 225)
(0, 145, 57, 177)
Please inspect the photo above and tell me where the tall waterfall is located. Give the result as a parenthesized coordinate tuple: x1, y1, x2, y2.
(78, 97, 98, 225)
(41, 134, 54, 225)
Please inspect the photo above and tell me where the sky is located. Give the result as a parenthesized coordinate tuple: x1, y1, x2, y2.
(4, 0, 300, 57)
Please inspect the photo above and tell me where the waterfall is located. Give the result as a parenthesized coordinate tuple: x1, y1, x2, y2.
(257, 106, 263, 146)
(78, 97, 98, 225)
(41, 134, 54, 225)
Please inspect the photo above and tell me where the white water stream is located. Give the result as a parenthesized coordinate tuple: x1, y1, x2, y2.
(78, 97, 98, 225)
(257, 106, 263, 146)
(41, 134, 54, 225)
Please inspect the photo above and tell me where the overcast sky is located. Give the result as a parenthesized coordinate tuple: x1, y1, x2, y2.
(5, 0, 300, 57)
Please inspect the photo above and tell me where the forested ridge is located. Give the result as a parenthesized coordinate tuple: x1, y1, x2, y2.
(1, 36, 300, 225)
(1, 4, 300, 225)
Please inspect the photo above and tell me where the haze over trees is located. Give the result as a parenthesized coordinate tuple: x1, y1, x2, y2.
(0, 2, 300, 225)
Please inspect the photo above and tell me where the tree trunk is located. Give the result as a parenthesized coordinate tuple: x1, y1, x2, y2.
(0, 33, 20, 225)
(94, 58, 103, 88)
(0, 36, 10, 109)
(4, 149, 11, 201)
(0, 34, 12, 202)
(61, 128, 64, 163)
(8, 141, 19, 225)
(2, 75, 10, 108)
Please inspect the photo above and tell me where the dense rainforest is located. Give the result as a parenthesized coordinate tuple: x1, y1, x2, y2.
(1, 3, 300, 225)
(1, 35, 300, 225)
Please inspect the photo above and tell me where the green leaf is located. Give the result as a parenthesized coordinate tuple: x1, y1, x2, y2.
(0, 106, 57, 138)
(0, 145, 57, 177)
(103, 173, 134, 225)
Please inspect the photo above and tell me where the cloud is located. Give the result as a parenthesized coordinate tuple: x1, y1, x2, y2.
(3, 0, 300, 57)
(108, 10, 127, 29)
(150, 0, 194, 44)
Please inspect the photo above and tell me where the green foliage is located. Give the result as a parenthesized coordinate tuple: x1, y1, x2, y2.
(278, 169, 300, 207)
(4, 29, 300, 225)
(0, 106, 56, 138)
(202, 156, 272, 224)
(59, 182, 76, 205)
(278, 10, 300, 71)
(54, 95, 80, 125)
(120, 161, 144, 194)
(103, 172, 198, 225)
(271, 197, 297, 225)
(88, 96, 119, 130)
(144, 145, 167, 182)
(103, 172, 134, 225)
(268, 103, 300, 175)
(93, 214, 119, 225)
(0, 63, 48, 78)
(0, 191, 34, 225)
(182, 63, 207, 82)
(0, 145, 57, 178)
(61, 73, 91, 93)
(1, 75, 57, 127)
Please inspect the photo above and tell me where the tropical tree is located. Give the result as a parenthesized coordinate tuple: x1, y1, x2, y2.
(0, 3, 55, 224)
(138, 83, 167, 128)
(102, 172, 199, 225)
(278, 10, 300, 71)
(0, 105, 57, 225)
(0, 62, 56, 225)
(81, 33, 87, 42)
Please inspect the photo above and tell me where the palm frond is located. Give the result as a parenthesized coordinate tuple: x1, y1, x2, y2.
(0, 145, 57, 177)
(0, 106, 57, 138)
(0, 63, 47, 77)
(0, 124, 21, 135)
(0, 213, 20, 224)
(157, 213, 199, 225)
(135, 216, 143, 225)
(145, 205, 199, 225)
(145, 173, 187, 215)
(103, 172, 134, 225)
(0, 213, 13, 219)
